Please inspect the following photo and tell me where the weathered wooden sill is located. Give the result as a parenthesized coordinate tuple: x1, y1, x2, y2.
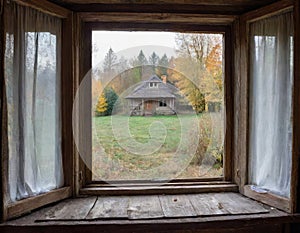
(80, 183, 238, 195)
(1, 193, 300, 233)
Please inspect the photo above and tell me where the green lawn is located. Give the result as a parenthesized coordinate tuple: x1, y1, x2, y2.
(92, 114, 223, 180)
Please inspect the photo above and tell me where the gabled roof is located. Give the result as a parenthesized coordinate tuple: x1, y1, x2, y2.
(125, 75, 178, 99)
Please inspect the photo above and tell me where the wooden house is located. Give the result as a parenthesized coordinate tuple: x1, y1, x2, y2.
(1, 0, 300, 232)
(125, 75, 178, 116)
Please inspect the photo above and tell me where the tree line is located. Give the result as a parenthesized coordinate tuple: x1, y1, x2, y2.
(93, 33, 223, 116)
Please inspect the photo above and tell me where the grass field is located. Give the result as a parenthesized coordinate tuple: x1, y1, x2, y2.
(92, 113, 223, 181)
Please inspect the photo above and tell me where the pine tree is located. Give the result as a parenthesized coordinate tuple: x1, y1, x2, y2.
(149, 52, 159, 66)
(104, 87, 119, 115)
(103, 48, 117, 74)
(137, 50, 148, 66)
(157, 53, 169, 76)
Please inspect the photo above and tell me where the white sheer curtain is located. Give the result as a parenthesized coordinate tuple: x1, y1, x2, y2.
(4, 2, 63, 202)
(249, 12, 294, 198)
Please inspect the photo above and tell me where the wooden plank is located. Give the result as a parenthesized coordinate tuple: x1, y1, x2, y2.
(89, 22, 229, 34)
(243, 185, 290, 212)
(189, 193, 229, 216)
(7, 187, 72, 219)
(73, 20, 92, 188)
(80, 184, 239, 196)
(61, 13, 75, 195)
(189, 193, 268, 216)
(159, 195, 197, 218)
(237, 13, 249, 194)
(241, 0, 293, 22)
(72, 12, 83, 195)
(0, 0, 8, 222)
(92, 177, 223, 184)
(0, 222, 288, 233)
(79, 12, 237, 25)
(232, 18, 242, 191)
(86, 196, 129, 219)
(291, 0, 300, 214)
(40, 196, 97, 221)
(212, 193, 269, 215)
(53, 0, 278, 7)
(3, 201, 292, 228)
(87, 181, 232, 187)
(13, 0, 71, 18)
(127, 195, 164, 219)
(223, 26, 233, 181)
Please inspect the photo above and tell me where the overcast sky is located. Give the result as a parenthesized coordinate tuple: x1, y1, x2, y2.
(92, 31, 178, 66)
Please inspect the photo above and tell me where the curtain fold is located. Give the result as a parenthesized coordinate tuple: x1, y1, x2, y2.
(4, 2, 63, 202)
(249, 12, 294, 198)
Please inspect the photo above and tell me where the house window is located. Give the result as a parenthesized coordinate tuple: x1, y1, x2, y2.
(149, 82, 158, 88)
(159, 100, 167, 107)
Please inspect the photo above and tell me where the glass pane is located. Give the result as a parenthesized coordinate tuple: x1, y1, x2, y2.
(91, 31, 224, 182)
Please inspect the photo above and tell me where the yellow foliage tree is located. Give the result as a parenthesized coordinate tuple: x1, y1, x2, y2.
(202, 44, 223, 105)
(95, 93, 108, 116)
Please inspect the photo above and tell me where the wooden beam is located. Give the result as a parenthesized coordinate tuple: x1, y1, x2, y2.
(53, 0, 278, 6)
(13, 0, 71, 18)
(237, 15, 249, 194)
(223, 26, 233, 181)
(291, 0, 300, 213)
(88, 22, 229, 33)
(79, 12, 237, 25)
(72, 13, 82, 196)
(241, 0, 294, 22)
(232, 18, 241, 190)
(0, 0, 8, 222)
(6, 187, 71, 219)
(87, 181, 233, 187)
(61, 13, 75, 195)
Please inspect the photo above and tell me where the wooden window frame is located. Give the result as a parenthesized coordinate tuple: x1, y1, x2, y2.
(234, 0, 300, 213)
(75, 12, 236, 195)
(0, 0, 75, 221)
(1, 0, 299, 222)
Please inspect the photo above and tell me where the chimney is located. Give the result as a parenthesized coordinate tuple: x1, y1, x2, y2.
(161, 75, 167, 84)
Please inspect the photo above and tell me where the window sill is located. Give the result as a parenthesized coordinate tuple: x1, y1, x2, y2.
(1, 193, 300, 233)
(6, 186, 71, 220)
(243, 185, 290, 213)
(79, 182, 238, 196)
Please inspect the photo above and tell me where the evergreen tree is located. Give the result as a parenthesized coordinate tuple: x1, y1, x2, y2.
(104, 87, 118, 115)
(157, 53, 169, 76)
(103, 48, 117, 74)
(136, 50, 148, 66)
(149, 52, 159, 66)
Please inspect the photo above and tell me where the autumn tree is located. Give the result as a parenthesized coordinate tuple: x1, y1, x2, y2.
(95, 93, 108, 116)
(202, 43, 223, 110)
(171, 33, 223, 113)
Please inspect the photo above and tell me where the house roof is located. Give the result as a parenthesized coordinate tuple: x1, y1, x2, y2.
(125, 75, 178, 99)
